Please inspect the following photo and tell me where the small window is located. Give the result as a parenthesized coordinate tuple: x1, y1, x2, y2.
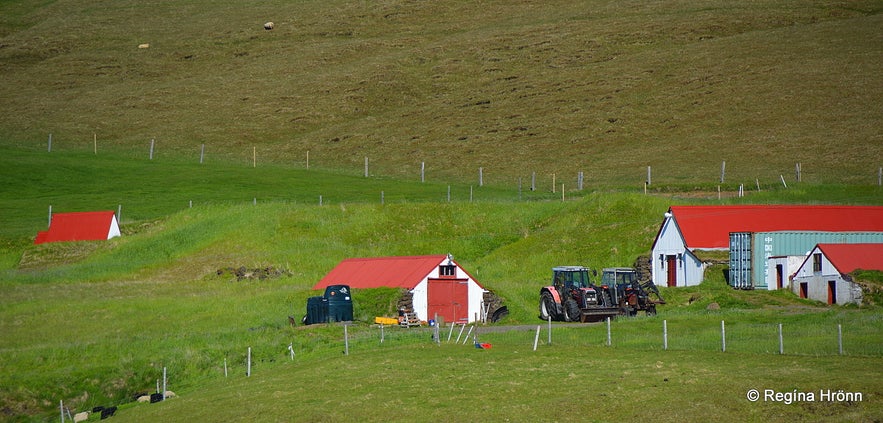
(439, 264, 456, 277)
(812, 253, 822, 272)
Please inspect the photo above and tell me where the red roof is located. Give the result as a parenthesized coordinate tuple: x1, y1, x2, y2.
(314, 255, 473, 290)
(816, 243, 883, 274)
(669, 206, 883, 249)
(35, 211, 119, 244)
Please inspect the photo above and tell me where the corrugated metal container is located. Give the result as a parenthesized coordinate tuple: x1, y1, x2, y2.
(728, 231, 883, 289)
(729, 232, 753, 289)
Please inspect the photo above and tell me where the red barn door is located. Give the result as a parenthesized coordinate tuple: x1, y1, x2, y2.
(428, 278, 469, 323)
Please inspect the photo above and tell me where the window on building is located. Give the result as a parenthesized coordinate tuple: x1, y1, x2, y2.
(439, 264, 456, 277)
(812, 253, 822, 272)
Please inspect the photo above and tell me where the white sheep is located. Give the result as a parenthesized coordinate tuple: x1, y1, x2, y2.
(73, 411, 89, 423)
(264, 22, 274, 30)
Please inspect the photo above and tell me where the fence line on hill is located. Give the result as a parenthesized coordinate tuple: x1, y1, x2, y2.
(237, 318, 881, 367)
(32, 135, 883, 192)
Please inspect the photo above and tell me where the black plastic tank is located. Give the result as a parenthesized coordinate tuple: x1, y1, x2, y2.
(304, 296, 328, 325)
(324, 285, 353, 322)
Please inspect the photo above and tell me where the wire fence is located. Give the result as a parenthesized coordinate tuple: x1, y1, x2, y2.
(279, 317, 882, 360)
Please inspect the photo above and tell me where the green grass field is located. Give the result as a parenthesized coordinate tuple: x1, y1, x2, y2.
(1, 0, 882, 421)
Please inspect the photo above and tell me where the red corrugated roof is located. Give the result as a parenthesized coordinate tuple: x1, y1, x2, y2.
(670, 205, 883, 249)
(816, 243, 883, 274)
(34, 211, 118, 244)
(314, 255, 454, 290)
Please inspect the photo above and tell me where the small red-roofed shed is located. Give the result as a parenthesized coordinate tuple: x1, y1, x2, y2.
(315, 254, 487, 323)
(791, 243, 883, 305)
(35, 211, 121, 244)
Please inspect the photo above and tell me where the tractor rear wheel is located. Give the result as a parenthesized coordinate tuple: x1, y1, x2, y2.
(564, 298, 582, 322)
(540, 291, 559, 321)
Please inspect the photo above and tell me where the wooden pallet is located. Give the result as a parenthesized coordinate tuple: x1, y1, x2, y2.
(399, 312, 421, 327)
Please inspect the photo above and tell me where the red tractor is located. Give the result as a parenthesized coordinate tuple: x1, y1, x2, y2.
(539, 266, 619, 323)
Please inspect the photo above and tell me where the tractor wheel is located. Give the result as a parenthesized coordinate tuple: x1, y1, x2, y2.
(646, 305, 657, 316)
(601, 291, 614, 308)
(540, 291, 559, 321)
(564, 298, 582, 322)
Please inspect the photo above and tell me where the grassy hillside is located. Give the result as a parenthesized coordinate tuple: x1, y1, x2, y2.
(1, 0, 881, 185)
(2, 188, 882, 420)
(1, 0, 882, 420)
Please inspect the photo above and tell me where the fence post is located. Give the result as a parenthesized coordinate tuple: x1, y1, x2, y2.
(421, 162, 425, 182)
(531, 172, 536, 191)
(224, 358, 228, 377)
(344, 324, 349, 355)
(162, 367, 167, 400)
(720, 160, 726, 183)
(479, 167, 483, 186)
(200, 144, 205, 164)
(647, 165, 651, 186)
(778, 323, 784, 355)
(150, 139, 155, 160)
(447, 185, 451, 202)
(380, 324, 384, 344)
(533, 325, 541, 351)
(48, 133, 52, 152)
(663, 319, 668, 350)
(721, 320, 726, 352)
(838, 324, 843, 355)
(547, 315, 552, 345)
(606, 317, 611, 346)
(60, 400, 64, 423)
(247, 347, 252, 376)
(364, 157, 368, 177)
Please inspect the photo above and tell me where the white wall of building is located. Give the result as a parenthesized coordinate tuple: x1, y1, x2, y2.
(790, 248, 863, 305)
(409, 261, 486, 323)
(764, 256, 805, 291)
(651, 216, 710, 287)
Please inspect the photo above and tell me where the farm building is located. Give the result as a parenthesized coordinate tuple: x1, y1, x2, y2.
(650, 206, 883, 288)
(730, 231, 883, 290)
(791, 243, 883, 305)
(314, 255, 487, 324)
(34, 211, 121, 244)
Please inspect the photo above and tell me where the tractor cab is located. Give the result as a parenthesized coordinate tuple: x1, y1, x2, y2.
(552, 266, 594, 290)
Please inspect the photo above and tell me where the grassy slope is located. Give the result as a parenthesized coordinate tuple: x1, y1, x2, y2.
(1, 0, 882, 420)
(2, 187, 882, 420)
(0, 0, 881, 185)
